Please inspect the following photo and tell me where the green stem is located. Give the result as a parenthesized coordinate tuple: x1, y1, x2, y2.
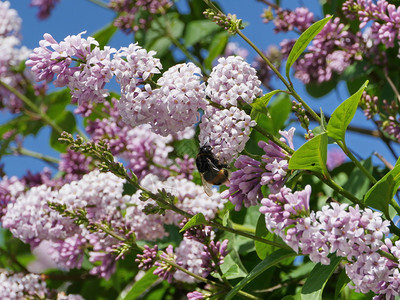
(235, 31, 321, 124)
(390, 199, 400, 218)
(231, 222, 256, 234)
(313, 172, 364, 207)
(0, 81, 64, 134)
(11, 147, 59, 165)
(340, 141, 377, 184)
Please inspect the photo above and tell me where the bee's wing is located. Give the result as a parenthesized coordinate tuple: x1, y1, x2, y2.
(200, 174, 214, 197)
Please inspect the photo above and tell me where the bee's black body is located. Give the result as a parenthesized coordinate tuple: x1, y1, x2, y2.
(196, 145, 229, 186)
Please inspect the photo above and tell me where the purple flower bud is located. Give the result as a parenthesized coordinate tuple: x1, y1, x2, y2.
(135, 245, 158, 270)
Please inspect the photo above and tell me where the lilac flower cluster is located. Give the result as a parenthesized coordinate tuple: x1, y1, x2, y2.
(271, 7, 315, 33)
(118, 62, 207, 136)
(135, 245, 159, 270)
(224, 42, 249, 59)
(221, 128, 295, 211)
(30, 0, 60, 19)
(59, 148, 93, 183)
(0, 272, 49, 299)
(199, 106, 256, 164)
(200, 239, 229, 277)
(360, 93, 400, 143)
(0, 271, 84, 300)
(206, 55, 262, 108)
(154, 245, 178, 283)
(0, 1, 31, 113)
(2, 170, 132, 279)
(109, 0, 172, 34)
(259, 185, 400, 297)
(343, 0, 400, 56)
(0, 175, 24, 218)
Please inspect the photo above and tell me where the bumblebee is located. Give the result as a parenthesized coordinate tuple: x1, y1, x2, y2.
(196, 145, 230, 196)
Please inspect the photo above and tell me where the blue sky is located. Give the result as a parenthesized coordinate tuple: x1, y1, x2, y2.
(2, 0, 399, 177)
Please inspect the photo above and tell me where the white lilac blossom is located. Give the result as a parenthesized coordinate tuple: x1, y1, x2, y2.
(221, 127, 295, 211)
(118, 62, 206, 137)
(259, 185, 400, 297)
(0, 272, 49, 299)
(206, 55, 263, 108)
(154, 63, 207, 136)
(174, 238, 205, 283)
(0, 175, 25, 218)
(112, 43, 162, 93)
(0, 1, 21, 36)
(2, 185, 75, 246)
(0, 2, 31, 113)
(124, 192, 168, 241)
(199, 106, 256, 164)
(140, 174, 227, 225)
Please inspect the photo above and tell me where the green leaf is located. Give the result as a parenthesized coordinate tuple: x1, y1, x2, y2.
(220, 252, 248, 280)
(251, 90, 282, 115)
(205, 31, 228, 70)
(301, 254, 341, 299)
(327, 80, 368, 143)
(50, 111, 76, 152)
(288, 133, 328, 175)
(179, 213, 207, 232)
(286, 16, 332, 79)
(184, 20, 220, 47)
(364, 164, 400, 213)
(92, 23, 118, 49)
(342, 158, 372, 200)
(334, 269, 350, 300)
(305, 76, 338, 98)
(225, 249, 296, 300)
(118, 267, 158, 300)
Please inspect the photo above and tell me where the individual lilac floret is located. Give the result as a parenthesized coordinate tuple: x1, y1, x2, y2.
(30, 0, 60, 20)
(272, 7, 314, 33)
(206, 55, 263, 108)
(187, 291, 205, 300)
(154, 245, 179, 283)
(199, 106, 256, 164)
(222, 127, 295, 211)
(136, 245, 159, 271)
(201, 239, 229, 277)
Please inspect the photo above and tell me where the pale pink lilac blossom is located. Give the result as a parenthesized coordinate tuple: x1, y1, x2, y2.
(206, 55, 263, 108)
(199, 106, 256, 164)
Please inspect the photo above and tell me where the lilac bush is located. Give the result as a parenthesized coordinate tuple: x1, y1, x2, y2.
(1, 0, 400, 299)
